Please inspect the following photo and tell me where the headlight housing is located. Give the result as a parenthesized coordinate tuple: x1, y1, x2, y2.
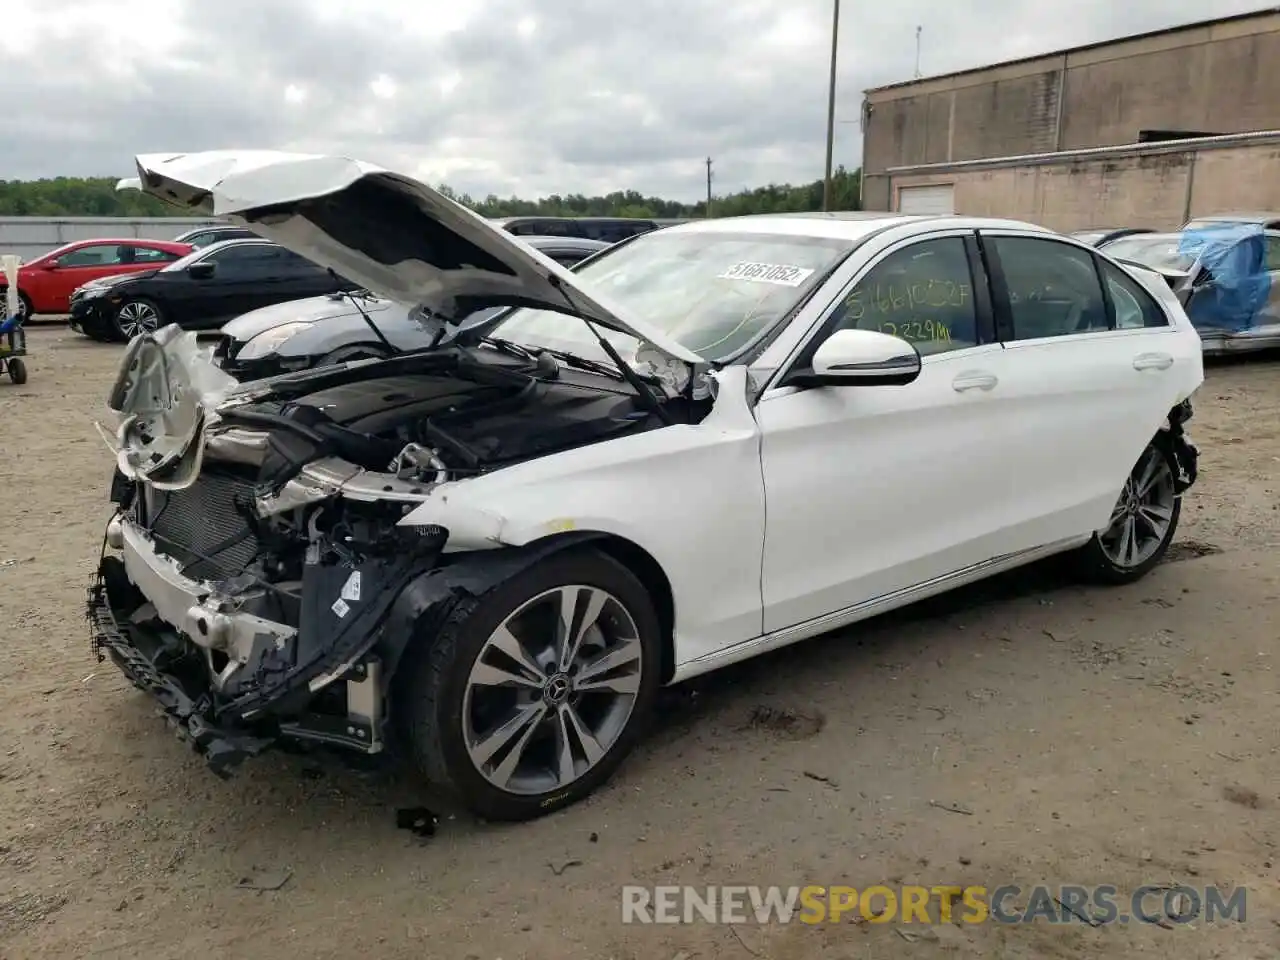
(236, 321, 314, 360)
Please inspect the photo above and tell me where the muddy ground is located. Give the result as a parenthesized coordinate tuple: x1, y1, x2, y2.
(1, 324, 1277, 960)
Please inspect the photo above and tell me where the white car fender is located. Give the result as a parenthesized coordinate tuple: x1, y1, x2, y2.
(396, 365, 768, 652)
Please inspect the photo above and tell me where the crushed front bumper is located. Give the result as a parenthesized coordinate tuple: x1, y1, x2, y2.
(87, 559, 276, 776)
(88, 513, 401, 776)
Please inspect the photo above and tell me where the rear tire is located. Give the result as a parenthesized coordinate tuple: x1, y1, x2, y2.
(399, 547, 662, 822)
(1071, 436, 1181, 585)
(0, 289, 32, 320)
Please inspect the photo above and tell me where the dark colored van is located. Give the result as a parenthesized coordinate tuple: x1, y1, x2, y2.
(491, 216, 662, 244)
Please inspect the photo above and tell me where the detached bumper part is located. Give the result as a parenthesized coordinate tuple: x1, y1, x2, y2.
(1166, 398, 1199, 494)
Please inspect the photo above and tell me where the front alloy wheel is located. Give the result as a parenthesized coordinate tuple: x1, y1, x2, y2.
(114, 299, 162, 340)
(402, 547, 662, 821)
(464, 585, 644, 796)
(1074, 438, 1181, 584)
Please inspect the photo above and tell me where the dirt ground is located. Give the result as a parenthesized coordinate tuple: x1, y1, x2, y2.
(1, 323, 1277, 960)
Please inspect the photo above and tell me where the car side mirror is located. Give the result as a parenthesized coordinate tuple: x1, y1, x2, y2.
(791, 329, 922, 388)
(187, 262, 216, 280)
(41, 259, 60, 270)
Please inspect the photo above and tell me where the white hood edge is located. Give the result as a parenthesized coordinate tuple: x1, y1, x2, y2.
(128, 151, 704, 365)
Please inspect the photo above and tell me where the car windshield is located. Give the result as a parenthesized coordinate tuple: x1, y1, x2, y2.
(493, 229, 853, 362)
(1102, 236, 1196, 272)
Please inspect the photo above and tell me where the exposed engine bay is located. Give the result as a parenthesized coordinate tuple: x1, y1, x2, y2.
(91, 338, 712, 772)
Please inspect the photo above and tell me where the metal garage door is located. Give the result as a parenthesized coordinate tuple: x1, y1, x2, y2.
(897, 184, 955, 215)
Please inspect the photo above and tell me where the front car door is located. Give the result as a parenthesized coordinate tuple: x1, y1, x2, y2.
(38, 243, 131, 311)
(165, 243, 279, 327)
(976, 230, 1202, 550)
(754, 229, 1018, 632)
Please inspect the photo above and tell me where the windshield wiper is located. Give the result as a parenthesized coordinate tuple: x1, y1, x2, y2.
(534, 347, 626, 381)
(481, 335, 539, 361)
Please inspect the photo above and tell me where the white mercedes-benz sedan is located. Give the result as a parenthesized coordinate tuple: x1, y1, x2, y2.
(92, 150, 1202, 822)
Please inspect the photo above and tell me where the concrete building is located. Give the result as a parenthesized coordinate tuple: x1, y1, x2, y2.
(859, 7, 1280, 230)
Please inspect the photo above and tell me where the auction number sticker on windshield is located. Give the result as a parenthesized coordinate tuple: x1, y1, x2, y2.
(718, 261, 815, 287)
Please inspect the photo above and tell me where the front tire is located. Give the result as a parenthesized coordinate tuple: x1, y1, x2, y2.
(112, 298, 164, 341)
(1072, 436, 1181, 584)
(401, 547, 662, 822)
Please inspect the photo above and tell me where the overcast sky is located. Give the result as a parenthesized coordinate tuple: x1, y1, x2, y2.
(2, 0, 1268, 200)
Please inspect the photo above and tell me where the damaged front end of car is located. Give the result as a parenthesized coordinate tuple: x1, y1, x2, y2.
(89, 148, 724, 777)
(89, 328, 707, 777)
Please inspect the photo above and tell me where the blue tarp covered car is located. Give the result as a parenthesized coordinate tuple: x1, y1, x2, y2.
(1101, 224, 1280, 354)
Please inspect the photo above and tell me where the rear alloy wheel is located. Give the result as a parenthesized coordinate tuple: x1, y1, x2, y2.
(1073, 438, 1181, 584)
(403, 548, 661, 821)
(113, 298, 163, 341)
(1, 289, 31, 321)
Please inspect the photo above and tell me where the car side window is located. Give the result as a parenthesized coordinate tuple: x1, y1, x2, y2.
(824, 237, 980, 356)
(1099, 261, 1170, 329)
(275, 250, 326, 274)
(1264, 236, 1280, 272)
(202, 244, 280, 275)
(131, 246, 180, 263)
(989, 236, 1108, 340)
(57, 244, 125, 267)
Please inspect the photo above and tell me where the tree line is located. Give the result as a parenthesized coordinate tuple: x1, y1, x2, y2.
(0, 166, 861, 219)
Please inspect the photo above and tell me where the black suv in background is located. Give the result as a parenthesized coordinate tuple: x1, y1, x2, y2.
(492, 216, 681, 243)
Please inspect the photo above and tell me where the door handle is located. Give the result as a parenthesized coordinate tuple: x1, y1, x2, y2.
(1133, 352, 1174, 371)
(952, 372, 998, 392)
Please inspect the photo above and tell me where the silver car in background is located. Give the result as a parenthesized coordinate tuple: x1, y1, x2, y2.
(209, 235, 610, 379)
(1101, 225, 1280, 355)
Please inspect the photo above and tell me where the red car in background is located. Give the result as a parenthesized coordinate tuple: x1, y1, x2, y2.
(1, 238, 193, 318)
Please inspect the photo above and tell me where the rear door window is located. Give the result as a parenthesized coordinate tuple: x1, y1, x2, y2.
(1099, 261, 1170, 329)
(986, 236, 1109, 340)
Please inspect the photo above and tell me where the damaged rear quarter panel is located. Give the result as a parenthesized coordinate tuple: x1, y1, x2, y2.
(398, 366, 767, 662)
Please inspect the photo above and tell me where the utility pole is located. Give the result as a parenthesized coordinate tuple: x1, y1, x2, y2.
(705, 157, 713, 218)
(822, 0, 840, 212)
(914, 26, 923, 78)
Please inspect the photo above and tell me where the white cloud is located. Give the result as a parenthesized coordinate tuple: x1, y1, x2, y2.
(370, 74, 398, 99)
(0, 0, 1266, 201)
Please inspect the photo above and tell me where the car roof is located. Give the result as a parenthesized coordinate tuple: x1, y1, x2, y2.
(661, 212, 1055, 242)
(194, 236, 277, 253)
(58, 237, 188, 246)
(522, 235, 610, 248)
(1104, 232, 1181, 243)
(1187, 211, 1280, 223)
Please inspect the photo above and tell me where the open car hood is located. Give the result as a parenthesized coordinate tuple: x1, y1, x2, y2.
(127, 151, 703, 365)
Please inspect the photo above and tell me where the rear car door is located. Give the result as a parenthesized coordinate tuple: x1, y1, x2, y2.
(976, 230, 1201, 549)
(266, 250, 352, 300)
(756, 229, 1022, 632)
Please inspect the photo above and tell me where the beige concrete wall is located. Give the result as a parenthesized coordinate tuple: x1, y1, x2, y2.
(861, 10, 1280, 183)
(885, 139, 1280, 232)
